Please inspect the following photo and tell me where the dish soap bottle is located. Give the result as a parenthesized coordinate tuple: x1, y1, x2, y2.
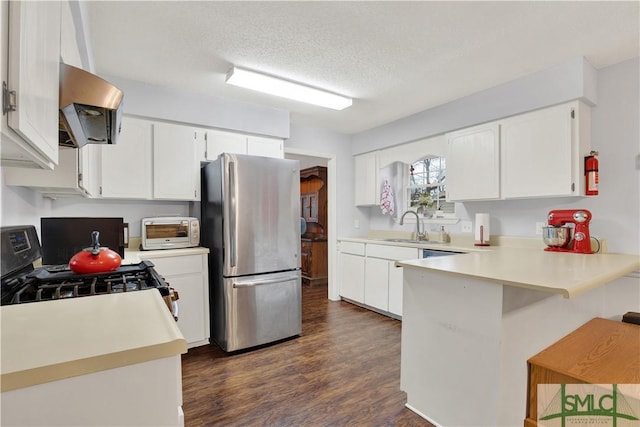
(439, 226, 450, 243)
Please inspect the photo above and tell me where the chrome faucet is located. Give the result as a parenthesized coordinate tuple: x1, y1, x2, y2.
(400, 210, 427, 241)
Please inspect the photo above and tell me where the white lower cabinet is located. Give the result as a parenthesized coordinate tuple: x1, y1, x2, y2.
(337, 241, 366, 302)
(338, 252, 365, 303)
(140, 253, 210, 348)
(364, 259, 405, 316)
(388, 262, 404, 316)
(364, 257, 390, 311)
(1, 356, 184, 427)
(365, 244, 419, 318)
(339, 240, 419, 318)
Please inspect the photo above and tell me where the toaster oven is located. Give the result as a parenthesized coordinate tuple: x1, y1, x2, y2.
(141, 217, 200, 250)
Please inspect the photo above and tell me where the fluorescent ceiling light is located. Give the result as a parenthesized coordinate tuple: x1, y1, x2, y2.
(225, 66, 352, 111)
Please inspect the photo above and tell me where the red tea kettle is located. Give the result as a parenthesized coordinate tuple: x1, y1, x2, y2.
(69, 231, 122, 274)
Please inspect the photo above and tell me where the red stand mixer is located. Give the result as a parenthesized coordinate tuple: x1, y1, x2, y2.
(543, 209, 593, 254)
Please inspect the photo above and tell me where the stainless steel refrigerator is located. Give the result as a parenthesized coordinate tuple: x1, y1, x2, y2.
(201, 153, 301, 352)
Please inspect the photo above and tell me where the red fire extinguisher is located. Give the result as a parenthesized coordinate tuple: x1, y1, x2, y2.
(585, 150, 599, 196)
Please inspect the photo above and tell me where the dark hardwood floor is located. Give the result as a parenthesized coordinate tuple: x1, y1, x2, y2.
(181, 285, 433, 427)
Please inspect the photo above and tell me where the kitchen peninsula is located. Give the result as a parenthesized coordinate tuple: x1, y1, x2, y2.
(1, 290, 187, 426)
(396, 244, 640, 426)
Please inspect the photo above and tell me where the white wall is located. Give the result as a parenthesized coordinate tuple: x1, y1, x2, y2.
(352, 57, 597, 154)
(103, 75, 290, 139)
(0, 169, 52, 234)
(46, 198, 191, 239)
(366, 58, 639, 255)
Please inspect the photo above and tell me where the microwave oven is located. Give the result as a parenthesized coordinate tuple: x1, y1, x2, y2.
(141, 217, 200, 250)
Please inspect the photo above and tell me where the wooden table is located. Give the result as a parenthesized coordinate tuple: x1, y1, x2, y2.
(525, 317, 640, 427)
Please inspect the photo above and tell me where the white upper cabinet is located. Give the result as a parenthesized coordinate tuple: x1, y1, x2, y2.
(201, 129, 284, 161)
(446, 122, 500, 201)
(153, 122, 199, 201)
(3, 146, 96, 197)
(201, 129, 247, 161)
(1, 0, 61, 169)
(445, 101, 590, 201)
(501, 101, 589, 199)
(354, 151, 380, 206)
(98, 117, 153, 199)
(246, 135, 284, 158)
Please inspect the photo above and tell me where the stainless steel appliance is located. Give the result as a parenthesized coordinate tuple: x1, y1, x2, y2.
(141, 216, 200, 250)
(201, 153, 301, 352)
(59, 63, 124, 148)
(0, 225, 178, 319)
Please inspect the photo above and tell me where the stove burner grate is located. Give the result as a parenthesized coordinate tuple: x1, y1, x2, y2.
(5, 261, 169, 305)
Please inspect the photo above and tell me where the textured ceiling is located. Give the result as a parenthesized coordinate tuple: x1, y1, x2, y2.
(86, 1, 639, 135)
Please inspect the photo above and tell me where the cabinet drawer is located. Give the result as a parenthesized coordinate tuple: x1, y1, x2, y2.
(338, 241, 365, 256)
(141, 254, 203, 276)
(366, 244, 419, 260)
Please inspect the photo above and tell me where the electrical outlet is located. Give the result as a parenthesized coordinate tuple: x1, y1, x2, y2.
(536, 222, 545, 235)
(461, 221, 472, 233)
(354, 219, 360, 229)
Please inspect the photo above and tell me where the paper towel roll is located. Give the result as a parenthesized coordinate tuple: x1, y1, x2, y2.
(475, 213, 491, 246)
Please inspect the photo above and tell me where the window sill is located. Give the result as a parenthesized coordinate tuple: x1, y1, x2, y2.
(395, 216, 459, 225)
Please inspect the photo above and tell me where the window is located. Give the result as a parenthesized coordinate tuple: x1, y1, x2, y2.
(407, 156, 455, 216)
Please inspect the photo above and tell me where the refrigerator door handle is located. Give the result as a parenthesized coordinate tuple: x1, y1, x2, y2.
(228, 160, 237, 268)
(233, 274, 300, 288)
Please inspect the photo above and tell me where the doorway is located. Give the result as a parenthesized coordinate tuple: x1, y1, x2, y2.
(285, 149, 338, 301)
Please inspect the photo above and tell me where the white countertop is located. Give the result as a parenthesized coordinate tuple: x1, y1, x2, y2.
(1, 290, 187, 392)
(122, 245, 210, 265)
(339, 235, 640, 298)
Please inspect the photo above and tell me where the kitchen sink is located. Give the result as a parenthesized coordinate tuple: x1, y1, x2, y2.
(377, 238, 444, 244)
(422, 248, 465, 257)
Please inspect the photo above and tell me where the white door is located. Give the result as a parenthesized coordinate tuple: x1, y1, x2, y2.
(447, 123, 500, 201)
(205, 129, 247, 160)
(153, 122, 198, 200)
(337, 252, 365, 303)
(388, 263, 404, 316)
(78, 144, 99, 197)
(99, 117, 153, 199)
(354, 152, 379, 206)
(4, 1, 61, 168)
(364, 257, 389, 311)
(501, 104, 573, 198)
(247, 135, 284, 158)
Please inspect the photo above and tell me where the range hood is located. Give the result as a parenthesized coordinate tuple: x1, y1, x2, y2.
(59, 63, 124, 148)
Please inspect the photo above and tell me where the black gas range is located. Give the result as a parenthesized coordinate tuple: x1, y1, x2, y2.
(1, 225, 177, 318)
